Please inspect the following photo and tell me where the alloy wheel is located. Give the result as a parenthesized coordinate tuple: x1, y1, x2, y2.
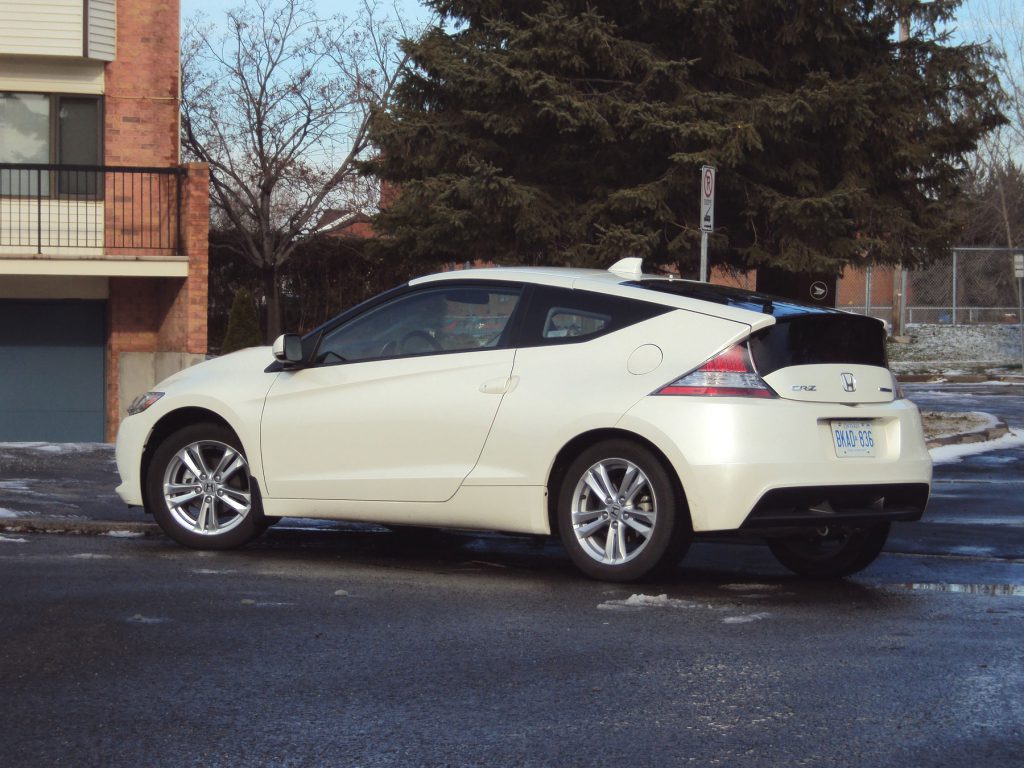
(162, 439, 252, 535)
(569, 458, 658, 565)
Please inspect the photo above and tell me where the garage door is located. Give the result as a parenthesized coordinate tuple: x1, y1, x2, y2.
(0, 300, 106, 442)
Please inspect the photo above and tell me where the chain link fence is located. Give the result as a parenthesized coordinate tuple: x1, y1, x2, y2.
(905, 248, 1022, 325)
(842, 248, 1023, 326)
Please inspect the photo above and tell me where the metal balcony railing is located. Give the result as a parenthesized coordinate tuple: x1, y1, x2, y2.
(0, 163, 187, 254)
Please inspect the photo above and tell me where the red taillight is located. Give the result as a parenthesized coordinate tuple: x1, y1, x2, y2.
(656, 343, 775, 398)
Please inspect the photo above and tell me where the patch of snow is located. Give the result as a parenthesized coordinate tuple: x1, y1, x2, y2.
(127, 614, 169, 624)
(597, 593, 698, 611)
(70, 553, 113, 560)
(889, 324, 1020, 367)
(929, 429, 1024, 465)
(0, 508, 27, 518)
(190, 568, 236, 575)
(0, 534, 29, 543)
(102, 530, 144, 538)
(949, 546, 997, 556)
(334, 589, 350, 597)
(0, 480, 34, 492)
(0, 442, 111, 453)
(723, 612, 772, 624)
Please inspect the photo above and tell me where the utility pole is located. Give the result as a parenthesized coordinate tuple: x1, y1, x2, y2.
(891, 15, 912, 337)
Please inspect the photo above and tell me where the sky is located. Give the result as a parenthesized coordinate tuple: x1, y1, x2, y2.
(180, 0, 433, 27)
(178, 0, 1014, 47)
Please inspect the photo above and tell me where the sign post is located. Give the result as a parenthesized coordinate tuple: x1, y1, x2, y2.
(1015, 252, 1023, 371)
(699, 165, 715, 282)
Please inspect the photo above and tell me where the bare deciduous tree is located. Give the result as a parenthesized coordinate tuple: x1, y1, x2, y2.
(961, 0, 1024, 249)
(181, 0, 415, 340)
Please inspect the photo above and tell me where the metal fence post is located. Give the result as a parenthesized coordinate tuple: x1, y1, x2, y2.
(865, 266, 872, 317)
(951, 249, 958, 325)
(36, 167, 42, 254)
(899, 269, 908, 334)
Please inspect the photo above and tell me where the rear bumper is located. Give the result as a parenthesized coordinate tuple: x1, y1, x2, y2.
(738, 482, 928, 531)
(617, 396, 933, 532)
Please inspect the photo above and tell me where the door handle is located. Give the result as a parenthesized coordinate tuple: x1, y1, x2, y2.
(479, 376, 518, 395)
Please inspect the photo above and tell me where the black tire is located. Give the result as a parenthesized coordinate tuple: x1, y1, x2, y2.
(145, 423, 264, 550)
(767, 523, 891, 578)
(556, 439, 691, 582)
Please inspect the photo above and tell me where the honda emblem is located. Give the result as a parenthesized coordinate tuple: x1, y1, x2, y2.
(841, 372, 857, 393)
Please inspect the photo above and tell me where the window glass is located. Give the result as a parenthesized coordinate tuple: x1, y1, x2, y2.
(58, 97, 100, 195)
(0, 93, 49, 195)
(316, 285, 521, 364)
(543, 308, 610, 339)
(0, 93, 102, 196)
(521, 286, 669, 347)
(0, 93, 49, 163)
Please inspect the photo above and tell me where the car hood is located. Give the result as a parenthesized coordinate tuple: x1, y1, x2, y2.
(156, 346, 274, 391)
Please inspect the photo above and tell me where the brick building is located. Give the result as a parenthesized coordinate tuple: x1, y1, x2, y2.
(0, 0, 208, 441)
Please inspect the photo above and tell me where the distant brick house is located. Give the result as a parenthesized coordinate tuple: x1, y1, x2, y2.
(0, 0, 208, 442)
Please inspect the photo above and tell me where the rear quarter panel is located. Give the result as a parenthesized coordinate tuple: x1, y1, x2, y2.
(464, 309, 752, 487)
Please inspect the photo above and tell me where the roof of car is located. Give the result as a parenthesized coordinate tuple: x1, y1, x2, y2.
(411, 260, 839, 329)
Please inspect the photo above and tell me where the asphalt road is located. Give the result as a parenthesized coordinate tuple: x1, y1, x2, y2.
(1, 382, 1022, 767)
(0, 530, 1022, 768)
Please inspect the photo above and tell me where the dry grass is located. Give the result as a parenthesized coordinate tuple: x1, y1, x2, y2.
(920, 411, 993, 441)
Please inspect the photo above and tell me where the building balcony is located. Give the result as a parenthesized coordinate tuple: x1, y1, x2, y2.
(0, 163, 192, 278)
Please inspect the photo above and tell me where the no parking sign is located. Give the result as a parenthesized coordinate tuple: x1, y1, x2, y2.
(700, 165, 715, 233)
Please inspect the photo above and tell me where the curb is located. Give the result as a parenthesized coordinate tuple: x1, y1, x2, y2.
(897, 373, 1024, 384)
(925, 419, 1010, 449)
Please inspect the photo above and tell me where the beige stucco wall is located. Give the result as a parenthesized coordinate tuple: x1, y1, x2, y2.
(117, 350, 207, 418)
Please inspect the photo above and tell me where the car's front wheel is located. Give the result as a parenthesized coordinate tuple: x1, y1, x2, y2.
(557, 440, 690, 582)
(145, 423, 263, 550)
(767, 523, 890, 578)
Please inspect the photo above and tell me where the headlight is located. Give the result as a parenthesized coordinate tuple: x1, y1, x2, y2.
(128, 391, 164, 415)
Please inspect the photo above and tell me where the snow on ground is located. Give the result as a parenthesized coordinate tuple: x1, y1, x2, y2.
(597, 594, 699, 611)
(889, 323, 1022, 372)
(0, 508, 27, 518)
(0, 442, 110, 452)
(929, 429, 1024, 465)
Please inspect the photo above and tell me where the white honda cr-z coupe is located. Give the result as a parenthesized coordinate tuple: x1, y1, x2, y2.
(116, 258, 931, 582)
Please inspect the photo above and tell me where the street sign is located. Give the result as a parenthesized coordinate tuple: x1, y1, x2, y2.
(700, 165, 715, 233)
(1014, 253, 1024, 278)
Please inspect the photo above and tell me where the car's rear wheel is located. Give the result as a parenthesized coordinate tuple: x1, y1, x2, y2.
(767, 523, 890, 578)
(146, 423, 263, 550)
(557, 440, 690, 582)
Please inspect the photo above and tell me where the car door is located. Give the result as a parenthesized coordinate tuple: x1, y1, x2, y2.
(259, 283, 522, 502)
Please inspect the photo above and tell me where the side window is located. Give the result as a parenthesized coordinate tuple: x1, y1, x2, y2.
(542, 308, 610, 339)
(522, 286, 668, 347)
(314, 285, 521, 364)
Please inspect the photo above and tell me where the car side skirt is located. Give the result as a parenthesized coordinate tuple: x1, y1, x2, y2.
(260, 484, 551, 536)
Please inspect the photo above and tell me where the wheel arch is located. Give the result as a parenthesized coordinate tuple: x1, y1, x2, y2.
(545, 428, 691, 537)
(140, 407, 241, 510)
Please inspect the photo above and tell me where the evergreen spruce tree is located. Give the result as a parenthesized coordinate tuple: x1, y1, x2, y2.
(367, 0, 1004, 276)
(220, 288, 263, 354)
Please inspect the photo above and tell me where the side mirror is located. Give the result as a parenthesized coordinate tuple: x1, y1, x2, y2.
(272, 333, 304, 365)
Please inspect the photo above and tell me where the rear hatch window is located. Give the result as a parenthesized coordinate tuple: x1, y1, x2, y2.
(749, 314, 887, 376)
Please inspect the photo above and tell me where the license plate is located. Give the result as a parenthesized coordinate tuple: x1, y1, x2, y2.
(831, 421, 877, 457)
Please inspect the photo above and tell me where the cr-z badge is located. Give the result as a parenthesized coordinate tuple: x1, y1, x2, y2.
(791, 385, 817, 391)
